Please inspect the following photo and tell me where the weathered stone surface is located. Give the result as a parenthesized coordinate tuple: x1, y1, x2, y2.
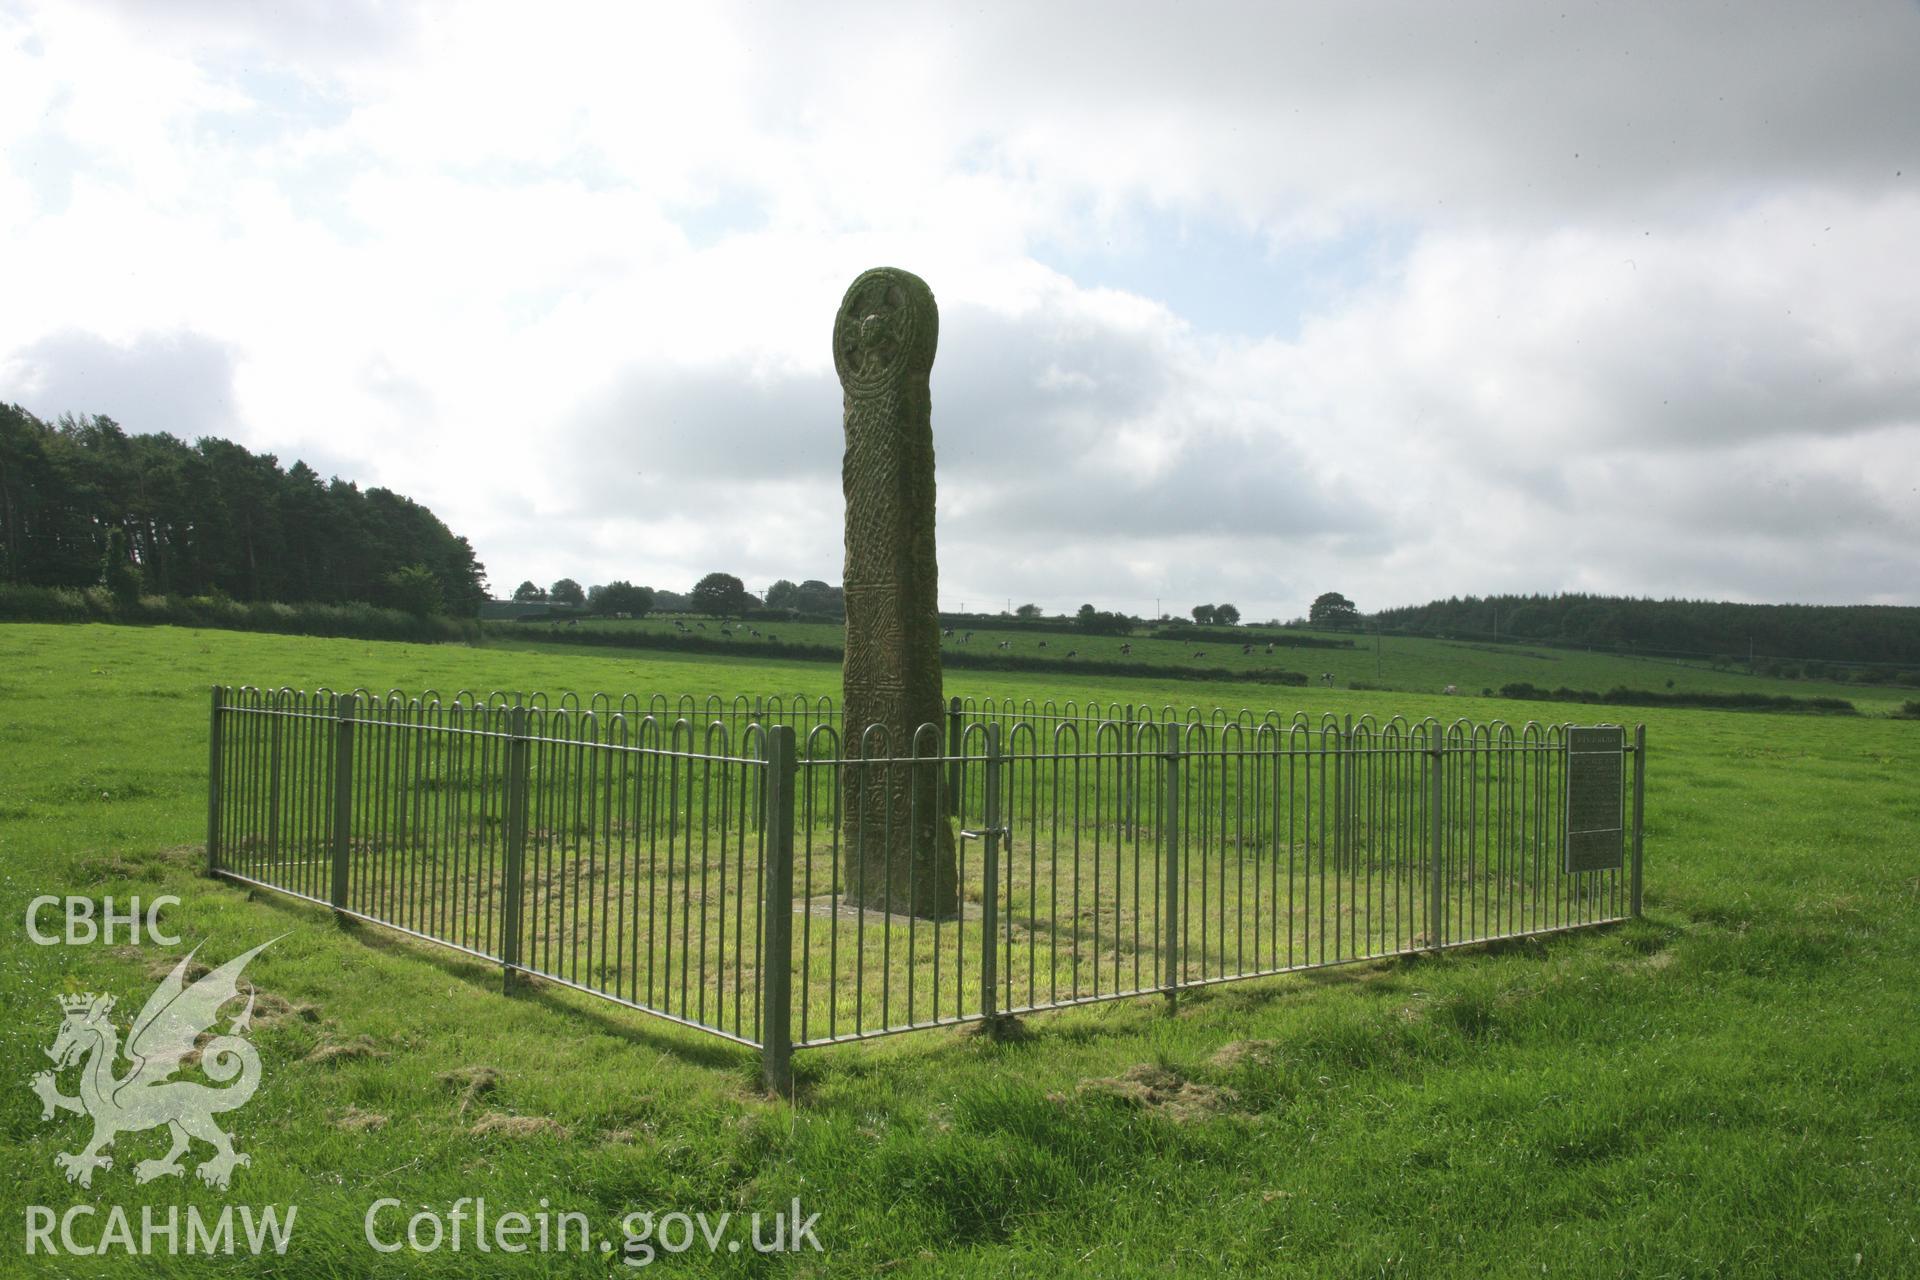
(834, 267, 957, 917)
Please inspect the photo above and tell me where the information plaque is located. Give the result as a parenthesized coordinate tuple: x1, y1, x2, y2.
(1565, 726, 1625, 873)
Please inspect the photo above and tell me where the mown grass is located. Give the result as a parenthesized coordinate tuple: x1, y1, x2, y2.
(2, 623, 1917, 1276)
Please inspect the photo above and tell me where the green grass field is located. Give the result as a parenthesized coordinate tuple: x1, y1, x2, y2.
(3, 623, 1917, 1276)
(533, 614, 1915, 712)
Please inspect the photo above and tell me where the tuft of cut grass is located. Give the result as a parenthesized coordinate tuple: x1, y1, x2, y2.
(467, 1112, 570, 1140)
(331, 1107, 387, 1132)
(303, 1035, 386, 1066)
(438, 1064, 504, 1114)
(1071, 1063, 1245, 1122)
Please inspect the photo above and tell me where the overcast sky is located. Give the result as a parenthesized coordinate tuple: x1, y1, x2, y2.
(3, 1, 1917, 619)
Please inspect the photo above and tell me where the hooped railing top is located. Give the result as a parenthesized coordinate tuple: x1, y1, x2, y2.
(214, 686, 1610, 766)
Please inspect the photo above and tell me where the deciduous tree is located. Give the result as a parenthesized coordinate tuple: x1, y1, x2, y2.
(587, 581, 654, 616)
(690, 572, 750, 616)
(1310, 592, 1360, 629)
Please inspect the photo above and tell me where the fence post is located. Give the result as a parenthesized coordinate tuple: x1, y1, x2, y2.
(1630, 724, 1646, 918)
(501, 704, 530, 993)
(1428, 725, 1444, 952)
(946, 696, 962, 816)
(206, 686, 224, 876)
(980, 722, 1003, 1021)
(761, 724, 796, 1093)
(331, 693, 356, 914)
(1163, 737, 1182, 1006)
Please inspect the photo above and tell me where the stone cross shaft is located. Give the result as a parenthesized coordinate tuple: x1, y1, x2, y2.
(833, 267, 958, 917)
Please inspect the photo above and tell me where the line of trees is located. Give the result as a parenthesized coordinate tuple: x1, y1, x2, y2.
(1191, 603, 1241, 626)
(511, 578, 657, 615)
(1373, 592, 1920, 666)
(0, 404, 487, 615)
(506, 572, 845, 619)
(1075, 603, 1131, 635)
(764, 579, 845, 617)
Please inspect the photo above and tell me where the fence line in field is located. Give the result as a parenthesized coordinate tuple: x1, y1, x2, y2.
(206, 686, 1645, 1087)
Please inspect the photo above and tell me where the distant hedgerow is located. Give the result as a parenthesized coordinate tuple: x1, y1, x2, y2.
(1498, 680, 1855, 715)
(0, 585, 478, 644)
(495, 622, 1310, 685)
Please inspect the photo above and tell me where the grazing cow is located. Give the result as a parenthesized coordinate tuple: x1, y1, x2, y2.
(1265, 643, 1274, 654)
(1037, 639, 1048, 649)
(943, 628, 954, 638)
(1120, 643, 1132, 656)
(750, 628, 761, 637)
(1443, 684, 1457, 695)
(719, 627, 732, 638)
(1242, 644, 1252, 655)
(1065, 650, 1077, 659)
(697, 622, 706, 630)
(997, 640, 1011, 650)
(1192, 651, 1206, 659)
(964, 631, 974, 643)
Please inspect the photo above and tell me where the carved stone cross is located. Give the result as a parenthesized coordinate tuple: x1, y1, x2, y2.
(833, 267, 958, 917)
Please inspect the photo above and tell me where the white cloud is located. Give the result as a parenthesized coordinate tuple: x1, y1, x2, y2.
(1, 0, 1916, 616)
(2, 329, 240, 437)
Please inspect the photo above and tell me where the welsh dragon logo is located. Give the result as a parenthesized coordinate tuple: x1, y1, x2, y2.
(31, 939, 276, 1190)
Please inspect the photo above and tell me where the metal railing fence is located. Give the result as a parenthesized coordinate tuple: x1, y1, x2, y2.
(207, 687, 1645, 1087)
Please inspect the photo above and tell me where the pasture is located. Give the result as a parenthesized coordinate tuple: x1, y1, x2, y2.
(2, 622, 1917, 1276)
(534, 613, 1912, 711)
